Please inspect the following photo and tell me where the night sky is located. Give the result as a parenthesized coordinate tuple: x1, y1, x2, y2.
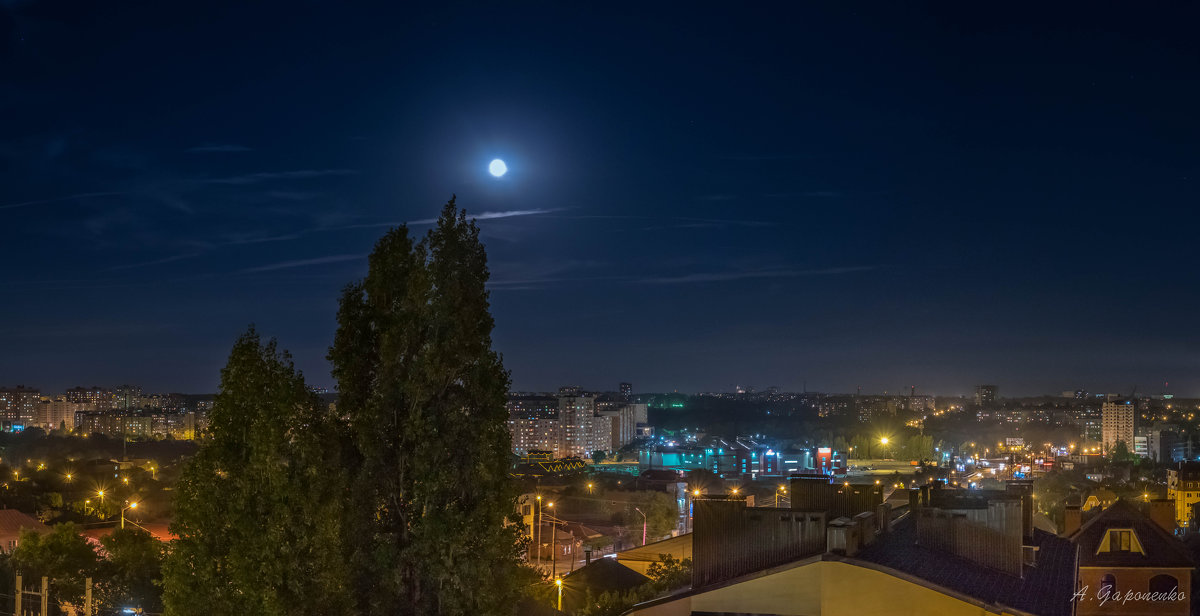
(2, 2, 1198, 396)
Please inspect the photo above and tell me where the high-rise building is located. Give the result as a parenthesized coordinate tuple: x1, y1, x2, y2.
(974, 384, 997, 406)
(1075, 405, 1103, 442)
(1102, 400, 1135, 453)
(34, 398, 87, 431)
(505, 393, 629, 459)
(0, 386, 40, 425)
(64, 386, 111, 409)
(559, 395, 598, 457)
(506, 395, 560, 456)
(112, 385, 143, 412)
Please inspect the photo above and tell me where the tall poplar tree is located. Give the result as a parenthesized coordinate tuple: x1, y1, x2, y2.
(329, 198, 526, 615)
(163, 329, 352, 616)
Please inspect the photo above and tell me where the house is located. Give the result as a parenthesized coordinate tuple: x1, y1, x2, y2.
(0, 509, 51, 552)
(1066, 498, 1192, 616)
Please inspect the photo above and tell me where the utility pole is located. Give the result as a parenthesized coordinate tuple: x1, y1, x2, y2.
(534, 495, 542, 569)
(84, 577, 93, 616)
(15, 573, 21, 616)
(40, 576, 48, 616)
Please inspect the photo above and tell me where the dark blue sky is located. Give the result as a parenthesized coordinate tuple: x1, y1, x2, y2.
(2, 2, 1197, 396)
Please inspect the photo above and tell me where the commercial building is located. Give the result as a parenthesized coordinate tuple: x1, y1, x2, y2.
(1102, 400, 1136, 454)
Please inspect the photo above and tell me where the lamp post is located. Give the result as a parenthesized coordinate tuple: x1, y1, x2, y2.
(555, 578, 563, 611)
(548, 502, 556, 579)
(535, 495, 542, 567)
(121, 501, 138, 530)
(634, 507, 647, 546)
(689, 489, 700, 532)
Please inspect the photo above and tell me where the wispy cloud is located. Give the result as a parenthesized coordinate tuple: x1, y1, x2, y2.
(222, 233, 304, 246)
(0, 191, 125, 210)
(722, 153, 812, 161)
(265, 190, 321, 201)
(486, 265, 875, 290)
(542, 214, 773, 228)
(207, 169, 358, 185)
(332, 208, 559, 230)
(637, 266, 875, 285)
(241, 254, 363, 273)
(108, 252, 202, 271)
(186, 144, 253, 153)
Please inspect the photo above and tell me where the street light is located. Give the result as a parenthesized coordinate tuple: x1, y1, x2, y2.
(547, 502, 556, 579)
(634, 507, 647, 546)
(555, 578, 563, 611)
(121, 501, 138, 529)
(534, 495, 543, 568)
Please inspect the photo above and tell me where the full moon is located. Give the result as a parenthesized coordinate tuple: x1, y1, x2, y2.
(488, 159, 508, 177)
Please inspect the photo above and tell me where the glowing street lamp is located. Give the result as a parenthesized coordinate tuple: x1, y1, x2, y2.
(634, 507, 647, 546)
(121, 501, 138, 529)
(555, 578, 563, 611)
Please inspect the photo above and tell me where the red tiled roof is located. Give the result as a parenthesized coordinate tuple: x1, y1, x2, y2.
(0, 509, 50, 537)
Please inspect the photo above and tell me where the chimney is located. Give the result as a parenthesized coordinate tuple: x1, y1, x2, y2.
(1149, 499, 1175, 534)
(1062, 505, 1081, 536)
(791, 477, 831, 512)
(1005, 480, 1034, 541)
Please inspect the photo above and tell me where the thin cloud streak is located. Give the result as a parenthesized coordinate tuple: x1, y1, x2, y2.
(241, 254, 363, 273)
(109, 252, 203, 271)
(636, 266, 876, 285)
(540, 214, 774, 227)
(0, 191, 125, 210)
(207, 169, 359, 185)
(185, 144, 253, 153)
(331, 208, 559, 230)
(486, 266, 874, 290)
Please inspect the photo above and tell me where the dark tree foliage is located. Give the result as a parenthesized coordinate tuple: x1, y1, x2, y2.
(98, 527, 165, 614)
(162, 329, 352, 616)
(329, 198, 527, 615)
(11, 523, 98, 608)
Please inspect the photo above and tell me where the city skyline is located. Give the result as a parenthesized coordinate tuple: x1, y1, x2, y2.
(4, 3, 1199, 395)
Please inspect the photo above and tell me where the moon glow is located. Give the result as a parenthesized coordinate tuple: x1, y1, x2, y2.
(489, 159, 508, 177)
